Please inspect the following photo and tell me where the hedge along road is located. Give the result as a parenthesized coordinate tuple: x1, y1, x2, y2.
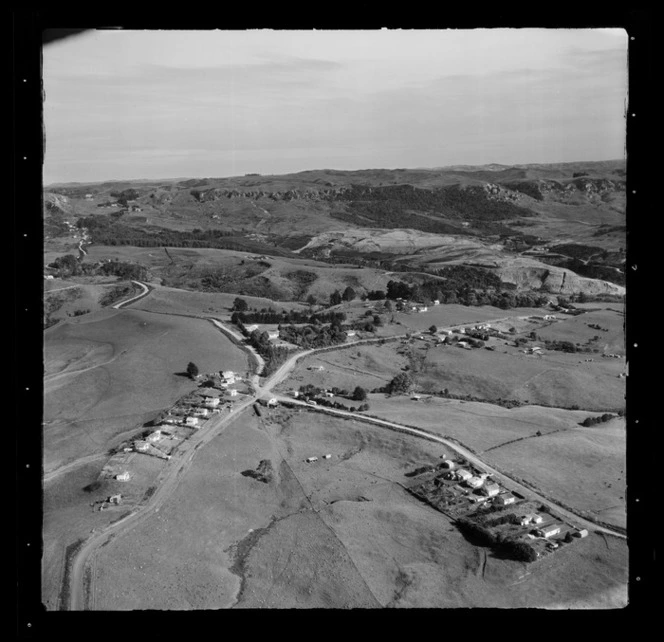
(65, 309, 622, 609)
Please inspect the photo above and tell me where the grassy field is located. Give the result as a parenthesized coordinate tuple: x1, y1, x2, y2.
(484, 418, 626, 529)
(44, 308, 249, 471)
(91, 408, 627, 609)
(41, 455, 164, 610)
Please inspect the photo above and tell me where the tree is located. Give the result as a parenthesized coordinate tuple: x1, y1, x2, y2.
(186, 362, 199, 379)
(386, 372, 413, 395)
(232, 297, 248, 312)
(342, 286, 356, 302)
(429, 325, 438, 334)
(306, 294, 317, 307)
(352, 386, 368, 401)
(329, 290, 342, 306)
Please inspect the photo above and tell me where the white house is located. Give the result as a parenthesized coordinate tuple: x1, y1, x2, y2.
(323, 454, 332, 459)
(481, 482, 501, 497)
(245, 324, 259, 333)
(441, 459, 455, 470)
(267, 330, 280, 340)
(520, 513, 544, 526)
(466, 476, 484, 489)
(134, 441, 149, 451)
(204, 397, 221, 408)
(433, 300, 440, 306)
(410, 394, 422, 401)
(306, 457, 318, 463)
(147, 430, 163, 442)
(455, 469, 472, 482)
(194, 407, 210, 417)
(115, 471, 131, 482)
(185, 416, 200, 428)
(346, 330, 356, 337)
(494, 492, 516, 506)
(267, 398, 278, 407)
(420, 307, 428, 313)
(222, 370, 235, 381)
(229, 389, 238, 397)
(537, 523, 562, 538)
(573, 529, 589, 538)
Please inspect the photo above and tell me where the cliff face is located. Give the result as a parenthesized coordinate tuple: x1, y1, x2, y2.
(496, 260, 625, 296)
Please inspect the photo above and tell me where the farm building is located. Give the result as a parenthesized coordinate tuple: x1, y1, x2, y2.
(346, 330, 356, 337)
(109, 494, 122, 504)
(433, 300, 440, 306)
(229, 389, 238, 397)
(204, 397, 221, 408)
(536, 523, 563, 538)
(520, 513, 544, 526)
(440, 459, 455, 470)
(185, 416, 200, 427)
(194, 407, 210, 417)
(323, 454, 332, 459)
(481, 482, 501, 497)
(115, 472, 131, 482)
(221, 370, 236, 381)
(455, 469, 472, 482)
(147, 430, 163, 443)
(134, 441, 149, 452)
(494, 492, 516, 506)
(574, 529, 589, 538)
(466, 476, 484, 489)
(410, 394, 422, 401)
(244, 325, 259, 333)
(267, 330, 280, 340)
(306, 457, 318, 463)
(267, 398, 278, 407)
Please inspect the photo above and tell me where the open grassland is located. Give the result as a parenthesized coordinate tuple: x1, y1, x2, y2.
(535, 307, 625, 356)
(362, 395, 594, 452)
(280, 321, 625, 411)
(484, 419, 626, 529)
(41, 457, 166, 610)
(131, 284, 307, 318)
(90, 408, 627, 609)
(44, 308, 249, 471)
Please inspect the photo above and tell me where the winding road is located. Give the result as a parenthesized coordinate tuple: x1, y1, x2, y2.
(63, 303, 626, 610)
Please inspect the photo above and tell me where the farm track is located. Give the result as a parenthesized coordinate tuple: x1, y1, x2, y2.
(63, 308, 626, 610)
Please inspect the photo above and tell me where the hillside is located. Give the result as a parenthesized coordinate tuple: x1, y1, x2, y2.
(44, 160, 626, 304)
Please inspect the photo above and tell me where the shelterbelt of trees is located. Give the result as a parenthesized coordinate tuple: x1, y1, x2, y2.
(363, 277, 549, 310)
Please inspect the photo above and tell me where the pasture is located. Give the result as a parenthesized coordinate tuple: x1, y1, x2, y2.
(44, 308, 249, 470)
(91, 408, 627, 608)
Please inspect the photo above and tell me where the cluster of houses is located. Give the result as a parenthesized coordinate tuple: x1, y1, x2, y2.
(305, 453, 333, 463)
(441, 463, 518, 507)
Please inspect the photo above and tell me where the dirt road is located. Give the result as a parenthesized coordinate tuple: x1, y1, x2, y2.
(111, 281, 150, 309)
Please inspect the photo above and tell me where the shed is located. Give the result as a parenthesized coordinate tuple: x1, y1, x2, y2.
(440, 459, 455, 470)
(573, 529, 589, 538)
(185, 417, 200, 427)
(306, 457, 318, 463)
(115, 471, 131, 482)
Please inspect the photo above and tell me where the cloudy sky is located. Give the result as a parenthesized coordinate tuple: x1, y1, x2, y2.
(43, 29, 628, 184)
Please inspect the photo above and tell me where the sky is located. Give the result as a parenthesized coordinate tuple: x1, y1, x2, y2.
(42, 29, 628, 184)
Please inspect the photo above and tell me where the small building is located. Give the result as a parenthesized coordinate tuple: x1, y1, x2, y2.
(194, 407, 210, 417)
(536, 523, 563, 538)
(433, 300, 440, 306)
(267, 398, 278, 407)
(306, 457, 318, 463)
(410, 394, 422, 401)
(108, 494, 122, 504)
(440, 459, 455, 470)
(44, 274, 54, 280)
(115, 471, 131, 482)
(322, 454, 332, 459)
(245, 324, 259, 333)
(147, 430, 163, 442)
(267, 330, 280, 340)
(481, 482, 501, 497)
(346, 330, 356, 337)
(185, 416, 200, 428)
(466, 476, 484, 489)
(455, 468, 472, 482)
(494, 492, 516, 505)
(291, 390, 300, 398)
(204, 397, 221, 408)
(229, 389, 238, 397)
(420, 307, 428, 313)
(573, 529, 589, 538)
(134, 440, 149, 451)
(222, 370, 235, 381)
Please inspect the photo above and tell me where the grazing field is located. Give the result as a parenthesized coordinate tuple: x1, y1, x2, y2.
(131, 284, 307, 318)
(90, 408, 627, 609)
(535, 307, 625, 356)
(44, 308, 249, 471)
(484, 419, 626, 528)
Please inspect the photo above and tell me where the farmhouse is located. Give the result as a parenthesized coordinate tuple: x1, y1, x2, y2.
(346, 330, 357, 337)
(536, 523, 563, 538)
(440, 459, 455, 470)
(115, 471, 131, 482)
(494, 492, 516, 506)
(520, 513, 544, 526)
(204, 396, 221, 408)
(433, 300, 440, 306)
(267, 398, 278, 407)
(222, 370, 236, 381)
(267, 330, 280, 340)
(185, 416, 200, 428)
(245, 324, 259, 333)
(194, 407, 210, 417)
(147, 430, 163, 442)
(134, 441, 149, 452)
(229, 389, 238, 397)
(481, 482, 501, 497)
(455, 469, 473, 482)
(466, 476, 484, 489)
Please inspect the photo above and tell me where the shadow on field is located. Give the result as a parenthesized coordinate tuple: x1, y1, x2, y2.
(173, 371, 194, 379)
